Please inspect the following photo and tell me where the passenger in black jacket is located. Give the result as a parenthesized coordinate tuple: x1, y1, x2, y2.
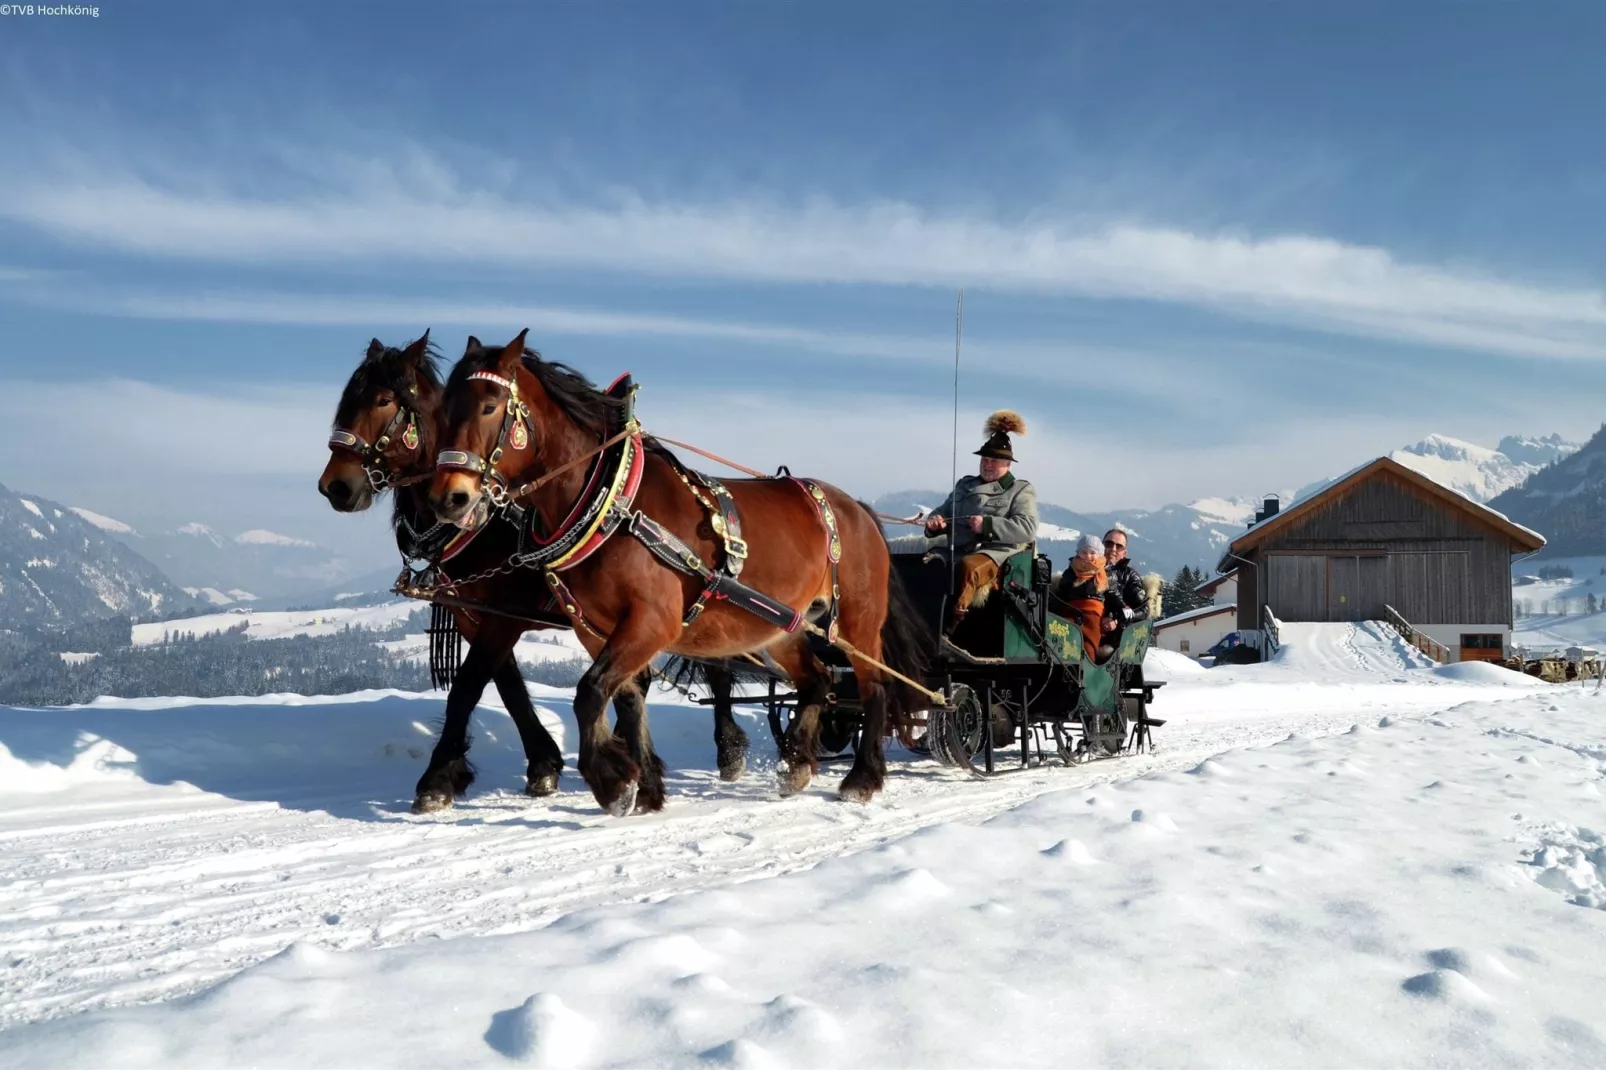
(1101, 528, 1149, 640)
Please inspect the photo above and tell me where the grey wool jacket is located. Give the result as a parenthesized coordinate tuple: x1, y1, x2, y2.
(927, 472, 1040, 566)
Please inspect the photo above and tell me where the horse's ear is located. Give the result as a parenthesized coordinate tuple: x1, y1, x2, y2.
(464, 335, 482, 353)
(365, 338, 385, 362)
(401, 329, 431, 363)
(499, 329, 530, 372)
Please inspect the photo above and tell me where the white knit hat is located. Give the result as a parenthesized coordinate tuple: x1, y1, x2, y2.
(1076, 533, 1105, 556)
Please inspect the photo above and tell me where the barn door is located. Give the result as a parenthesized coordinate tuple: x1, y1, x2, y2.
(1265, 554, 1326, 621)
(1328, 554, 1387, 621)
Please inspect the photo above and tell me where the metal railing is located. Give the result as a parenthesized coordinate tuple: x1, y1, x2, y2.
(1260, 604, 1282, 658)
(1384, 604, 1450, 663)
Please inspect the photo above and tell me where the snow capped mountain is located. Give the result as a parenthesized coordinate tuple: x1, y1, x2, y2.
(1294, 432, 1583, 509)
(1386, 433, 1568, 504)
(1497, 433, 1577, 467)
(174, 522, 225, 547)
(1489, 424, 1606, 557)
(62, 515, 352, 602)
(68, 507, 138, 536)
(235, 529, 317, 548)
(0, 484, 199, 626)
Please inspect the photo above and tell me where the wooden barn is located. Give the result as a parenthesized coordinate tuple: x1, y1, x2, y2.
(1219, 457, 1545, 663)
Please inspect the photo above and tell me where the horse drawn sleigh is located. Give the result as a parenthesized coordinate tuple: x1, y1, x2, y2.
(318, 330, 1164, 817)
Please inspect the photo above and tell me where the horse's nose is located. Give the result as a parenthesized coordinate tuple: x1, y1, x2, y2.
(324, 478, 352, 506)
(447, 489, 471, 513)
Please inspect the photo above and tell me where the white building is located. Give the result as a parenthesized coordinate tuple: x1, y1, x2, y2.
(1153, 603, 1238, 660)
(1196, 569, 1238, 606)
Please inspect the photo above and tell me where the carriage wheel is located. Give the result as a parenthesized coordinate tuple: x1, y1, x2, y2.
(928, 683, 985, 768)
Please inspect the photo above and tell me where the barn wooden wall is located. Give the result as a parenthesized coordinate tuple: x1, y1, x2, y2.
(1233, 472, 1517, 629)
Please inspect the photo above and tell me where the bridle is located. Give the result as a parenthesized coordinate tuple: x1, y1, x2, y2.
(328, 384, 425, 492)
(435, 370, 532, 509)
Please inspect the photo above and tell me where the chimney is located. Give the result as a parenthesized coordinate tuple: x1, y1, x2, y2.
(1262, 495, 1280, 519)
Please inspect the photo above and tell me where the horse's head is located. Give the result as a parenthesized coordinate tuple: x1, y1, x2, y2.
(429, 330, 535, 528)
(319, 332, 440, 512)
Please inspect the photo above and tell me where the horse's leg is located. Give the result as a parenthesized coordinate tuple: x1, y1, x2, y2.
(490, 655, 565, 797)
(611, 669, 668, 813)
(706, 663, 750, 781)
(414, 617, 522, 813)
(838, 669, 889, 804)
(765, 643, 829, 797)
(574, 616, 673, 816)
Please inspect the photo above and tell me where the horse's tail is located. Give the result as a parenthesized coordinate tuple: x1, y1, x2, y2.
(856, 501, 935, 742)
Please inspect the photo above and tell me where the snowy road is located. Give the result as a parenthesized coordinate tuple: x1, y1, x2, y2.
(0, 624, 1578, 1036)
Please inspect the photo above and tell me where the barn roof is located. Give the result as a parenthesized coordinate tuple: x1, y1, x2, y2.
(1225, 456, 1545, 561)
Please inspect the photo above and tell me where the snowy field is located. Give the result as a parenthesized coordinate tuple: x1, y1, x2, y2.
(1, 623, 1604, 1066)
(133, 597, 592, 668)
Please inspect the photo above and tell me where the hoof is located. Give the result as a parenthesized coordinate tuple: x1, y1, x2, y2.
(606, 780, 639, 818)
(411, 791, 452, 814)
(837, 784, 876, 804)
(717, 756, 747, 782)
(776, 762, 813, 797)
(525, 772, 560, 797)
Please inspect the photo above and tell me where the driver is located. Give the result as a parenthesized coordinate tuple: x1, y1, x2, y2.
(923, 410, 1039, 631)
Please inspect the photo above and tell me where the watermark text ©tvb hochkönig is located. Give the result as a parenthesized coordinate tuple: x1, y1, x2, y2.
(0, 5, 101, 17)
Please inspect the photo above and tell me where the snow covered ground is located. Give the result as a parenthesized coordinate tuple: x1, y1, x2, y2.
(2, 623, 1604, 1066)
(131, 600, 424, 646)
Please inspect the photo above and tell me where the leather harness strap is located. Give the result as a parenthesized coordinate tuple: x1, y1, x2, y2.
(329, 397, 420, 491)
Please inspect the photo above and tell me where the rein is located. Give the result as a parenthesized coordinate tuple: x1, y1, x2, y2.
(648, 435, 923, 527)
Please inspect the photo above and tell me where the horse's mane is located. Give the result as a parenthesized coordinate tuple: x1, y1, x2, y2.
(335, 336, 445, 427)
(449, 344, 626, 435)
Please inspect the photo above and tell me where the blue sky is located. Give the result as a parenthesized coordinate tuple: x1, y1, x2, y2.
(2, 2, 1604, 559)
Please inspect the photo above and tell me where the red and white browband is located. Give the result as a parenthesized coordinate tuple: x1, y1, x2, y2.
(467, 371, 515, 391)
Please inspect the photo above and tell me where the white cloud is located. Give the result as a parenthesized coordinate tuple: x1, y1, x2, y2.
(0, 378, 333, 479)
(6, 170, 1606, 360)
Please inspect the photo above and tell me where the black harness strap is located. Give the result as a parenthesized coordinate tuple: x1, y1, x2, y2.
(627, 511, 804, 633)
(329, 401, 419, 490)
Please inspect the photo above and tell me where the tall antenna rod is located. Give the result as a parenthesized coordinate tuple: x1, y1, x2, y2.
(951, 288, 963, 495)
(948, 289, 964, 604)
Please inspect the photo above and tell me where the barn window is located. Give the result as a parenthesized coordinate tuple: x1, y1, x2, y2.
(1180, 639, 1190, 652)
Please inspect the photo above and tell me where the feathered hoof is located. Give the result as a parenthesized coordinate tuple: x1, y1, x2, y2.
(525, 772, 560, 798)
(837, 784, 876, 805)
(717, 756, 747, 782)
(776, 762, 813, 797)
(605, 780, 639, 818)
(411, 790, 453, 814)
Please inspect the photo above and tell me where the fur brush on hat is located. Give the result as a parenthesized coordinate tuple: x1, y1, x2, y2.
(984, 410, 1026, 437)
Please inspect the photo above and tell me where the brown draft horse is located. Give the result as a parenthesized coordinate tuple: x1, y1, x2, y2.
(316, 335, 754, 810)
(316, 334, 567, 802)
(428, 332, 929, 815)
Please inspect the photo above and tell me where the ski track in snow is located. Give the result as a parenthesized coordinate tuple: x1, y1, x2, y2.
(0, 628, 1572, 1032)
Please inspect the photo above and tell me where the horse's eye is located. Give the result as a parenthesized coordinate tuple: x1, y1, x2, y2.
(482, 402, 497, 417)
(376, 396, 394, 408)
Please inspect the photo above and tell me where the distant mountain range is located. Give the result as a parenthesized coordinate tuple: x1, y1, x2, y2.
(67, 510, 352, 605)
(0, 483, 200, 627)
(1293, 433, 1582, 509)
(1489, 424, 1606, 557)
